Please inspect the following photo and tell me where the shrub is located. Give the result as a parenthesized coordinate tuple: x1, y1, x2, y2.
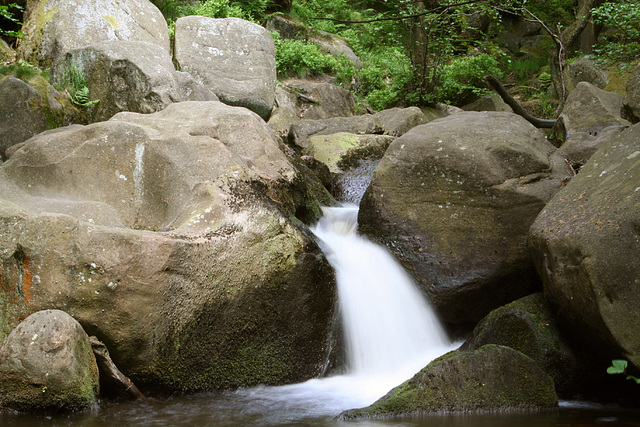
(273, 33, 354, 82)
(592, 1, 640, 64)
(439, 53, 503, 105)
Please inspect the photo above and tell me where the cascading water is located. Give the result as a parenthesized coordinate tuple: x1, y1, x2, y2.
(218, 204, 458, 422)
(311, 204, 452, 380)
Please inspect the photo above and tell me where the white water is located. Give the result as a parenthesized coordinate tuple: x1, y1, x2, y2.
(225, 205, 457, 421)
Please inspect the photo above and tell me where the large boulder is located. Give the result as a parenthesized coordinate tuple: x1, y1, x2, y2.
(308, 133, 394, 174)
(461, 293, 585, 396)
(53, 40, 217, 122)
(0, 101, 337, 392)
(0, 74, 79, 160)
(622, 63, 640, 124)
(358, 112, 573, 329)
(567, 57, 609, 89)
(17, 0, 169, 68)
(339, 345, 558, 419)
(553, 82, 630, 167)
(174, 16, 277, 120)
(0, 310, 99, 413)
(529, 122, 640, 373)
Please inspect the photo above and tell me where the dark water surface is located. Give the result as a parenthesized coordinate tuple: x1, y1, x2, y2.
(2, 396, 640, 427)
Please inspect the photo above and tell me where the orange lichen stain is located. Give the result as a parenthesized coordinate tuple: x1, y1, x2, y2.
(21, 257, 32, 306)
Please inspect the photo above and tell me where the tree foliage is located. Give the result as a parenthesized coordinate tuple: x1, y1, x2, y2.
(592, 0, 640, 63)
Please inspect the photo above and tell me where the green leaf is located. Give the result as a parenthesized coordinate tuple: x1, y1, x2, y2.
(607, 359, 628, 375)
(627, 375, 640, 384)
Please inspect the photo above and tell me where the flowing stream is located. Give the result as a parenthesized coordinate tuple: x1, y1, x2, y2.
(3, 206, 639, 426)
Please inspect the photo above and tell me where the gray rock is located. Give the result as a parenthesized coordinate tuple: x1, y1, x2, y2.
(622, 63, 640, 123)
(567, 57, 609, 89)
(308, 132, 395, 173)
(0, 101, 336, 392)
(18, 0, 169, 68)
(0, 75, 80, 160)
(358, 112, 573, 328)
(553, 82, 630, 167)
(290, 107, 434, 152)
(529, 122, 640, 373)
(0, 76, 48, 160)
(0, 310, 99, 413)
(553, 81, 630, 144)
(174, 16, 277, 120)
(53, 40, 217, 122)
(339, 345, 558, 419)
(462, 93, 513, 113)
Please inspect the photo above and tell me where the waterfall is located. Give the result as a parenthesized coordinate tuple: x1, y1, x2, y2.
(224, 204, 457, 421)
(311, 204, 451, 380)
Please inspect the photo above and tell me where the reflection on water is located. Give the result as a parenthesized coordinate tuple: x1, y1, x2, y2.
(2, 397, 640, 427)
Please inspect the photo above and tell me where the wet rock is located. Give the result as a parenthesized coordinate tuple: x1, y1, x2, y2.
(17, 0, 169, 68)
(338, 345, 558, 419)
(0, 310, 99, 413)
(0, 101, 336, 392)
(308, 132, 394, 173)
(529, 122, 640, 373)
(461, 293, 586, 396)
(358, 111, 573, 329)
(174, 16, 276, 120)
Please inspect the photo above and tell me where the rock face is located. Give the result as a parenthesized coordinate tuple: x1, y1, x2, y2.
(359, 112, 573, 328)
(529, 122, 640, 373)
(553, 82, 630, 168)
(0, 76, 47, 159)
(339, 345, 558, 419)
(0, 74, 79, 160)
(174, 16, 277, 120)
(0, 310, 99, 412)
(461, 293, 585, 396)
(53, 40, 217, 122)
(0, 101, 337, 392)
(622, 63, 640, 124)
(18, 0, 169, 67)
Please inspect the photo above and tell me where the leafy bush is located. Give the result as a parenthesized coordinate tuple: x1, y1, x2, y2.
(57, 64, 99, 107)
(0, 2, 23, 38)
(273, 33, 354, 82)
(592, 0, 640, 63)
(439, 53, 503, 105)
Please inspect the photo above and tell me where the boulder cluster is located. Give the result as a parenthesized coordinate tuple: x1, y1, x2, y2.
(1, 0, 639, 418)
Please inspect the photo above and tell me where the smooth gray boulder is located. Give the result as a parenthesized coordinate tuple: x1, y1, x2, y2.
(0, 101, 336, 392)
(567, 57, 609, 89)
(174, 16, 277, 120)
(339, 345, 558, 419)
(358, 111, 573, 329)
(0, 310, 99, 413)
(529, 122, 640, 373)
(18, 0, 169, 68)
(53, 40, 217, 122)
(622, 63, 640, 123)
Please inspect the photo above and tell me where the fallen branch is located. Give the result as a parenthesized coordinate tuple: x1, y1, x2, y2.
(484, 75, 556, 129)
(90, 336, 146, 400)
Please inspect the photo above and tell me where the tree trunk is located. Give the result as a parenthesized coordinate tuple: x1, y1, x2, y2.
(549, 0, 598, 111)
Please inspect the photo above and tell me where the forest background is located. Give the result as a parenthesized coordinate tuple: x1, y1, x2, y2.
(1, 0, 639, 116)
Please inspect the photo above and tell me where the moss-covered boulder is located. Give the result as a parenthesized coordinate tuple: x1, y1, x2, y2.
(338, 345, 558, 420)
(461, 293, 585, 395)
(622, 63, 640, 124)
(0, 309, 99, 413)
(0, 101, 336, 392)
(529, 121, 640, 373)
(0, 74, 79, 160)
(358, 111, 573, 329)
